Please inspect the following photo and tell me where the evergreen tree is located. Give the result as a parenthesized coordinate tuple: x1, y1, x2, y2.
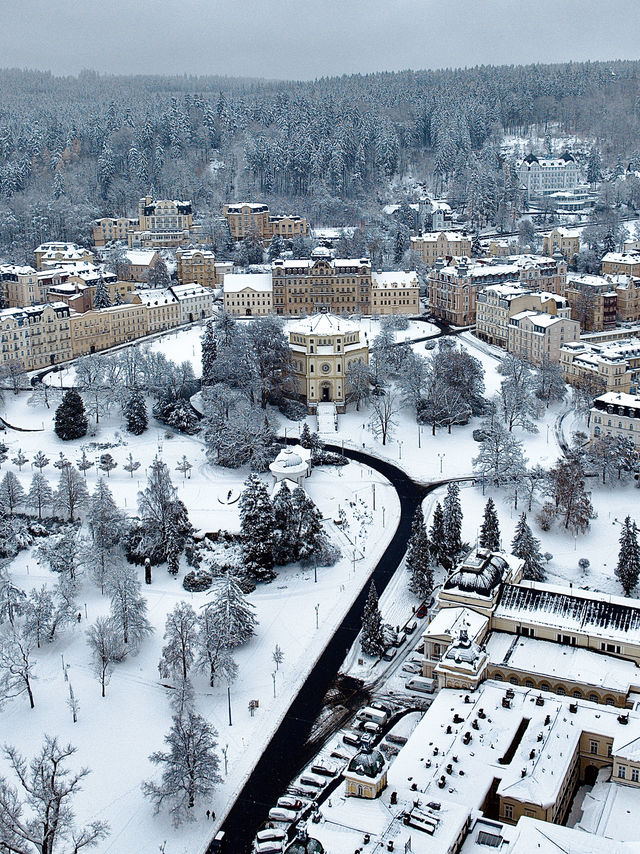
(290, 487, 324, 561)
(32, 451, 50, 472)
(406, 506, 433, 598)
(299, 423, 322, 453)
(93, 276, 111, 310)
(124, 387, 148, 435)
(203, 572, 257, 648)
(479, 498, 501, 551)
(361, 581, 386, 657)
(602, 231, 616, 256)
(137, 458, 191, 566)
(201, 321, 218, 386)
(239, 473, 276, 581)
(98, 453, 117, 478)
(511, 513, 545, 581)
(87, 479, 124, 592)
(429, 501, 445, 566)
(442, 482, 463, 568)
(54, 390, 88, 441)
(471, 233, 482, 257)
(123, 452, 141, 478)
(107, 563, 153, 650)
(615, 516, 640, 596)
(272, 483, 297, 565)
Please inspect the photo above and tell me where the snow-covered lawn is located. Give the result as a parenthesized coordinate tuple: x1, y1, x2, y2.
(0, 392, 400, 854)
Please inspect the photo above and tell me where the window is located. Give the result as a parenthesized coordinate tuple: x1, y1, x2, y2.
(590, 740, 599, 755)
(503, 804, 513, 820)
(618, 765, 627, 779)
(632, 768, 639, 783)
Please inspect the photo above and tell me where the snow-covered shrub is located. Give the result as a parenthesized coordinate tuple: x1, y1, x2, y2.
(312, 450, 349, 467)
(182, 569, 213, 592)
(277, 398, 308, 421)
(544, 552, 553, 562)
(302, 538, 341, 568)
(153, 399, 200, 435)
(579, 558, 590, 571)
(124, 521, 165, 566)
(536, 503, 555, 532)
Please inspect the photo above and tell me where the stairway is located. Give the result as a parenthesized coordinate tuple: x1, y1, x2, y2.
(316, 401, 338, 433)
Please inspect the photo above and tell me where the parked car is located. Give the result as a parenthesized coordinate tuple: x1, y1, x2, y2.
(415, 603, 428, 618)
(391, 631, 407, 647)
(405, 620, 417, 634)
(343, 731, 361, 747)
(277, 797, 303, 811)
(268, 807, 296, 823)
(256, 829, 286, 843)
(402, 663, 420, 674)
(299, 773, 326, 789)
(382, 647, 398, 661)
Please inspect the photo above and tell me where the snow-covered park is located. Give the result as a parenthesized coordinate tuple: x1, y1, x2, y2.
(0, 384, 399, 854)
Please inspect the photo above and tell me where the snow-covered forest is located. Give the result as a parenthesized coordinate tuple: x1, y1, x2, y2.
(1, 60, 640, 261)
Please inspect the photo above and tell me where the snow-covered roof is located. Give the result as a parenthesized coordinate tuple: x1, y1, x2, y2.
(35, 241, 85, 253)
(288, 313, 360, 337)
(133, 287, 177, 306)
(593, 391, 640, 411)
(423, 606, 489, 644)
(509, 815, 637, 853)
(125, 249, 157, 266)
(576, 778, 640, 845)
(178, 248, 216, 260)
(443, 549, 515, 597)
(544, 227, 581, 238)
(170, 283, 213, 300)
(481, 283, 531, 298)
(225, 202, 269, 211)
(371, 271, 418, 288)
(486, 632, 640, 694)
(509, 310, 566, 328)
(0, 263, 36, 276)
(412, 231, 469, 243)
(602, 252, 640, 265)
(391, 681, 640, 819)
(496, 581, 640, 645)
(223, 273, 272, 293)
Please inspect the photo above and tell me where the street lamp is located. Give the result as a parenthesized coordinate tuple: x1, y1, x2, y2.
(438, 452, 445, 474)
(398, 441, 403, 460)
(315, 603, 320, 629)
(418, 425, 422, 449)
(227, 685, 232, 726)
(313, 554, 317, 583)
(272, 672, 277, 698)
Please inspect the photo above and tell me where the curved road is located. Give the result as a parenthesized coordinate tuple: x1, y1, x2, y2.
(215, 443, 432, 852)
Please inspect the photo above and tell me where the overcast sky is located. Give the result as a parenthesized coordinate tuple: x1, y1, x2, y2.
(2, 0, 639, 80)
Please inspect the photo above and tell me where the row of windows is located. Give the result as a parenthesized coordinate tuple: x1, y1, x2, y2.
(617, 765, 640, 781)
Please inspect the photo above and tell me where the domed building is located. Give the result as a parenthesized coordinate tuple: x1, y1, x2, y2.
(288, 312, 369, 413)
(435, 626, 489, 691)
(344, 743, 387, 799)
(285, 828, 324, 854)
(439, 549, 523, 616)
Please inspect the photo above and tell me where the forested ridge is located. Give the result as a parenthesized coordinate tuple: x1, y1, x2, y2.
(0, 60, 639, 260)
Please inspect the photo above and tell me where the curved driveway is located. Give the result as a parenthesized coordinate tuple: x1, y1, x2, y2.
(216, 443, 441, 852)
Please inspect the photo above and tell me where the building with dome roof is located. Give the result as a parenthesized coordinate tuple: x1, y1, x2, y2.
(285, 828, 324, 854)
(345, 743, 387, 799)
(439, 548, 524, 617)
(288, 312, 369, 412)
(269, 445, 312, 487)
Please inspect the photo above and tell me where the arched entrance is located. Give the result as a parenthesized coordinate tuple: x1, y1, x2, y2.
(320, 382, 332, 402)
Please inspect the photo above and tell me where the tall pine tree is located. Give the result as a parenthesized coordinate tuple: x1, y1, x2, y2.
(616, 516, 640, 596)
(442, 482, 463, 568)
(406, 506, 433, 599)
(511, 513, 545, 581)
(361, 581, 386, 657)
(200, 320, 217, 387)
(93, 276, 111, 310)
(479, 498, 500, 551)
(429, 501, 445, 566)
(54, 390, 88, 441)
(124, 387, 148, 435)
(239, 474, 276, 582)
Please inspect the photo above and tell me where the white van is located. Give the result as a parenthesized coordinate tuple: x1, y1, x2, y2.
(405, 676, 435, 694)
(356, 706, 388, 726)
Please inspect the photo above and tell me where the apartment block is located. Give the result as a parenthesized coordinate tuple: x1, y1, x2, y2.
(542, 227, 580, 261)
(476, 284, 570, 348)
(122, 249, 159, 283)
(410, 230, 472, 266)
(93, 217, 139, 247)
(222, 203, 307, 243)
(34, 242, 94, 270)
(0, 302, 73, 371)
(370, 270, 420, 315)
(508, 310, 580, 365)
(223, 273, 273, 316)
(428, 259, 521, 326)
(272, 250, 372, 315)
(68, 303, 148, 357)
(176, 248, 231, 288)
(169, 283, 217, 324)
(516, 152, 579, 197)
(560, 339, 640, 394)
(564, 274, 618, 331)
(130, 288, 180, 334)
(590, 391, 640, 449)
(601, 252, 640, 277)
